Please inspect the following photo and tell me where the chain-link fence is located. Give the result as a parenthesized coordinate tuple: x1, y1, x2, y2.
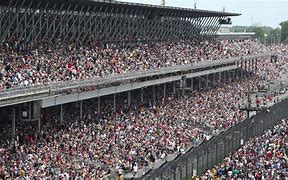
(142, 99, 288, 180)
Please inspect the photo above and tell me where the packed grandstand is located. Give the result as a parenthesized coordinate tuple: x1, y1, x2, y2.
(0, 39, 287, 179)
(0, 0, 288, 179)
(0, 38, 268, 89)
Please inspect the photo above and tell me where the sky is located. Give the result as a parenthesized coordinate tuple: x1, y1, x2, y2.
(120, 0, 288, 28)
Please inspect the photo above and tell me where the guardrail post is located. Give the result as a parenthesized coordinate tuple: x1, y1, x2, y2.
(233, 131, 240, 151)
(259, 119, 264, 136)
(192, 156, 197, 177)
(196, 153, 202, 175)
(211, 144, 216, 167)
(179, 166, 183, 180)
(207, 148, 212, 170)
(202, 151, 207, 174)
(216, 142, 224, 164)
(186, 158, 191, 178)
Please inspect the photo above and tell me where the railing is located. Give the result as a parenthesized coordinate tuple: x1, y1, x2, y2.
(0, 54, 272, 102)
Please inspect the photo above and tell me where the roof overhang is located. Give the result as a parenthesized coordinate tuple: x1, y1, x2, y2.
(0, 0, 241, 18)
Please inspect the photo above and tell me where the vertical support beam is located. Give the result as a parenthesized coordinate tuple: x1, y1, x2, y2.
(190, 78, 194, 91)
(219, 72, 222, 82)
(173, 82, 176, 95)
(113, 94, 116, 112)
(80, 100, 83, 120)
(163, 83, 166, 99)
(240, 62, 243, 79)
(60, 104, 63, 123)
(255, 59, 258, 72)
(12, 107, 16, 140)
(153, 86, 156, 104)
(198, 77, 201, 90)
(29, 102, 32, 121)
(38, 118, 41, 132)
(251, 59, 254, 75)
(141, 88, 144, 102)
(97, 96, 100, 113)
(236, 62, 239, 79)
(128, 91, 131, 106)
(248, 60, 251, 77)
(206, 74, 209, 89)
(228, 70, 231, 81)
(182, 77, 185, 96)
(223, 71, 226, 82)
(244, 61, 247, 78)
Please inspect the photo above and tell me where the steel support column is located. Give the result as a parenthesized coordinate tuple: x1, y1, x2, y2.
(153, 86, 156, 104)
(80, 100, 83, 120)
(198, 77, 201, 90)
(60, 104, 63, 123)
(191, 78, 194, 91)
(38, 118, 41, 132)
(97, 97, 100, 113)
(140, 88, 144, 102)
(113, 94, 116, 112)
(128, 91, 131, 106)
(206, 74, 209, 89)
(12, 107, 16, 140)
(28, 102, 32, 121)
(163, 83, 166, 99)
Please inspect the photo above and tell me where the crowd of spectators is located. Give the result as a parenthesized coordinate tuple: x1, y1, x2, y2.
(0, 38, 269, 89)
(201, 119, 288, 179)
(0, 46, 287, 179)
(0, 36, 287, 178)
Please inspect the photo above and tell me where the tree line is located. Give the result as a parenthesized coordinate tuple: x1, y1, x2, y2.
(230, 20, 288, 44)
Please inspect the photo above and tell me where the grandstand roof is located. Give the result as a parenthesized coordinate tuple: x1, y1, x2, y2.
(0, 0, 241, 18)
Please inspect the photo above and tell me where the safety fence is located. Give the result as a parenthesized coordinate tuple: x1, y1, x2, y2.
(142, 99, 288, 180)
